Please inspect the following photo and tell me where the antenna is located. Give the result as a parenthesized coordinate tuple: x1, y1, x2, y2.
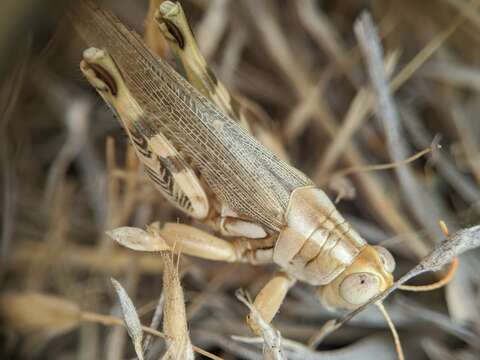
(376, 301, 404, 360)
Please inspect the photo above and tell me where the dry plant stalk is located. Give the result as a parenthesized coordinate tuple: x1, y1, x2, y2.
(161, 253, 195, 360)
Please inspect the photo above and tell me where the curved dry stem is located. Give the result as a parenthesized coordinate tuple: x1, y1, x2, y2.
(399, 257, 458, 292)
(333, 146, 436, 178)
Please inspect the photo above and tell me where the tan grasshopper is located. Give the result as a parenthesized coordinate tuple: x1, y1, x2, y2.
(73, 0, 397, 336)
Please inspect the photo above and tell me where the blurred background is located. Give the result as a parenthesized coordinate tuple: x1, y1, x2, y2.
(1, 0, 480, 359)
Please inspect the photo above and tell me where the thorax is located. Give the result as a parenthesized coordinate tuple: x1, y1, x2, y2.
(273, 186, 366, 285)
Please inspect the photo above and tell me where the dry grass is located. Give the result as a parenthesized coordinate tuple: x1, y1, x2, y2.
(2, 0, 480, 359)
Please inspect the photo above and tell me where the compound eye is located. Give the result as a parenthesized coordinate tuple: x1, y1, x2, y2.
(339, 273, 380, 305)
(374, 246, 396, 273)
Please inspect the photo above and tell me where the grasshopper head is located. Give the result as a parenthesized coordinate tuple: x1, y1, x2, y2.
(317, 245, 395, 311)
(80, 47, 123, 104)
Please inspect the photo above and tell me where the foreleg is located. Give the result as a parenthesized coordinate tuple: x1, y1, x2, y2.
(247, 273, 296, 334)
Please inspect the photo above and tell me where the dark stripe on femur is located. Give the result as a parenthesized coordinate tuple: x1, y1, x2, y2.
(135, 117, 158, 139)
(145, 158, 193, 213)
(88, 63, 118, 96)
(206, 68, 218, 86)
(160, 155, 186, 174)
(129, 126, 152, 158)
(145, 165, 171, 193)
(163, 19, 185, 49)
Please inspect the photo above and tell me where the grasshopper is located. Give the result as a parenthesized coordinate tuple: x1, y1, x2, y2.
(72, 0, 396, 334)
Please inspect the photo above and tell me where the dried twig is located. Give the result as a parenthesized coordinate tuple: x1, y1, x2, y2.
(355, 12, 447, 249)
(161, 253, 194, 360)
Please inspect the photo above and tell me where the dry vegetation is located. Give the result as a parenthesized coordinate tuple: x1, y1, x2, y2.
(1, 0, 480, 359)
